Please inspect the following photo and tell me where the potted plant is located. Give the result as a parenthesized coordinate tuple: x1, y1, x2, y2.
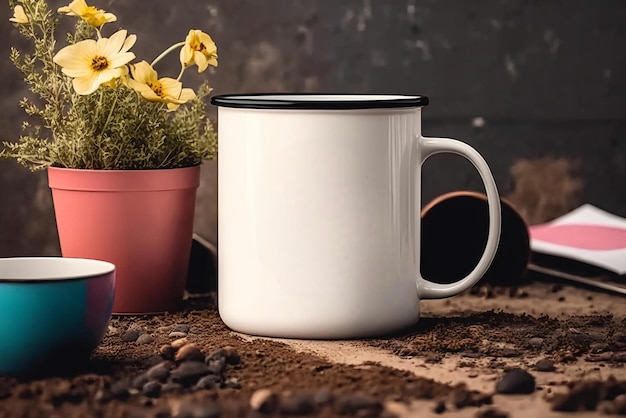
(2, 0, 219, 314)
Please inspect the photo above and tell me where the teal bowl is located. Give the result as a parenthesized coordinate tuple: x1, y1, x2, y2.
(0, 257, 115, 376)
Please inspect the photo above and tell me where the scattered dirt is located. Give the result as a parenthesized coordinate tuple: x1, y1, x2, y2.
(0, 296, 456, 418)
(506, 157, 583, 224)
(1, 279, 626, 418)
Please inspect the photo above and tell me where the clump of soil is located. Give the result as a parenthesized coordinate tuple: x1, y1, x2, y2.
(549, 376, 626, 414)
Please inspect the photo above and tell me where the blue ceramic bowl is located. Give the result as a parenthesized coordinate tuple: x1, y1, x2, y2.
(0, 257, 115, 376)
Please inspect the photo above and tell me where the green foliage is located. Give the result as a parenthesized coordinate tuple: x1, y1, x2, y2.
(1, 0, 217, 171)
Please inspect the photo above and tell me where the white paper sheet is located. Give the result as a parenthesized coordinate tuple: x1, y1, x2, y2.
(529, 204, 626, 275)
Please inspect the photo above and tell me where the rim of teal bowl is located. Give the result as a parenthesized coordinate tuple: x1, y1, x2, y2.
(0, 257, 115, 283)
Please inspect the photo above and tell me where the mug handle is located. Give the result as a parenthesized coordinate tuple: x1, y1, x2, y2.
(417, 136, 502, 299)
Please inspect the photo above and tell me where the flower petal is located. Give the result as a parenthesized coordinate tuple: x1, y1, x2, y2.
(53, 40, 97, 75)
(102, 12, 117, 23)
(194, 51, 209, 72)
(179, 45, 194, 66)
(108, 51, 136, 69)
(67, 0, 90, 15)
(72, 72, 101, 95)
(177, 87, 196, 103)
(9, 5, 29, 23)
(159, 77, 183, 98)
(130, 61, 157, 84)
(98, 29, 127, 58)
(121, 34, 136, 53)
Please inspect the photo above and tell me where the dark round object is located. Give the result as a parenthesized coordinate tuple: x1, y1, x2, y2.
(495, 368, 536, 394)
(421, 192, 530, 286)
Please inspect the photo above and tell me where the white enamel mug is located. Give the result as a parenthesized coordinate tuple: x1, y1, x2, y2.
(211, 94, 501, 339)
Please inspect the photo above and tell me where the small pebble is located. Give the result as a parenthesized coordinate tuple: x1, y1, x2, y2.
(161, 382, 184, 394)
(615, 394, 626, 414)
(535, 359, 556, 372)
(433, 400, 446, 414)
(136, 334, 155, 345)
(314, 388, 334, 406)
(169, 331, 188, 338)
(495, 368, 535, 394)
(196, 375, 221, 390)
(206, 348, 228, 362)
(207, 356, 227, 375)
(145, 355, 164, 368)
(175, 344, 205, 363)
(223, 346, 241, 365)
(160, 345, 177, 361)
(222, 377, 241, 389)
(280, 394, 316, 416)
(121, 329, 140, 342)
(142, 381, 162, 398)
(172, 324, 190, 333)
(527, 337, 544, 348)
(147, 361, 173, 382)
(596, 400, 616, 414)
(140, 397, 155, 407)
(448, 384, 473, 408)
(131, 373, 149, 390)
(250, 388, 279, 413)
(171, 337, 188, 348)
(94, 389, 112, 404)
(110, 382, 130, 400)
(590, 342, 609, 353)
(170, 361, 210, 386)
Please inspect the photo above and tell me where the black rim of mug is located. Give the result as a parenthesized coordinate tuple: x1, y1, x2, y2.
(210, 93, 429, 110)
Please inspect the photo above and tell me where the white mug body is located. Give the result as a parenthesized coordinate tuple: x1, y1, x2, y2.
(213, 94, 501, 339)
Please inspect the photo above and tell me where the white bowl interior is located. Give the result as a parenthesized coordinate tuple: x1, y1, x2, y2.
(0, 257, 115, 281)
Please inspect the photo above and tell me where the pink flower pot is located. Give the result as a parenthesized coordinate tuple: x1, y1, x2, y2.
(48, 166, 200, 314)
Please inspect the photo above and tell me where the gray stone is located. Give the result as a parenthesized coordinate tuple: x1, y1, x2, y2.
(495, 368, 536, 394)
(136, 334, 155, 345)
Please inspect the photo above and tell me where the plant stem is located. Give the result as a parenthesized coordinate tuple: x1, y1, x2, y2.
(176, 65, 185, 81)
(96, 88, 104, 120)
(151, 41, 185, 68)
(99, 89, 118, 137)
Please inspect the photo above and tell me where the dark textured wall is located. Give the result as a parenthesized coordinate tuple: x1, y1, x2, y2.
(1, 0, 625, 256)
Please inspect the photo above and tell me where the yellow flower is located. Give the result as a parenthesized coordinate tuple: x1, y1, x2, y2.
(9, 5, 28, 23)
(53, 29, 136, 95)
(179, 30, 218, 73)
(58, 0, 116, 28)
(128, 61, 196, 111)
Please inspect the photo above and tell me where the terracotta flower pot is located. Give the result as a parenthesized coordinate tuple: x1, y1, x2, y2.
(48, 166, 200, 314)
(421, 191, 530, 287)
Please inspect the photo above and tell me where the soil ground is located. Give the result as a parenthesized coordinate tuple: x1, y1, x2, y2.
(1, 274, 626, 418)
